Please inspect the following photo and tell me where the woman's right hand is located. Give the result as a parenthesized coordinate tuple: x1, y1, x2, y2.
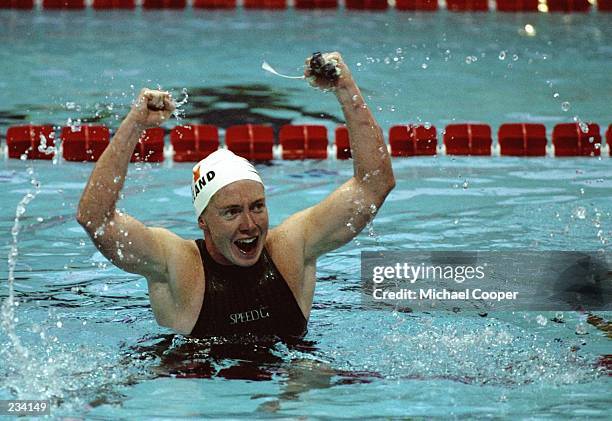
(127, 88, 176, 128)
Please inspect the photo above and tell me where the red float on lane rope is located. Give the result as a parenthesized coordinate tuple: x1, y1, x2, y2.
(498, 123, 547, 157)
(0, 0, 34, 9)
(295, 0, 337, 8)
(92, 0, 135, 9)
(131, 127, 165, 163)
(193, 0, 235, 7)
(496, 0, 538, 11)
(335, 126, 352, 160)
(547, 0, 590, 12)
(446, 0, 488, 11)
(62, 125, 110, 162)
(389, 124, 437, 157)
(552, 123, 601, 157)
(280, 125, 328, 160)
(7, 125, 55, 160)
(170, 125, 219, 162)
(599, 0, 612, 11)
(396, 0, 438, 11)
(226, 124, 274, 161)
(42, 0, 85, 8)
(345, 0, 389, 10)
(142, 0, 186, 8)
(243, 0, 286, 8)
(444, 124, 492, 156)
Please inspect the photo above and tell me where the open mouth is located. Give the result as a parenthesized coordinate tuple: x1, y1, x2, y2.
(234, 236, 258, 254)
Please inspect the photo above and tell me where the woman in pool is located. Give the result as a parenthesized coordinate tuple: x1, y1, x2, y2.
(76, 52, 395, 339)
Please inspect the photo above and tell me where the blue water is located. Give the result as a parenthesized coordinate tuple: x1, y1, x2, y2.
(1, 9, 611, 419)
(0, 10, 610, 134)
(1, 157, 611, 417)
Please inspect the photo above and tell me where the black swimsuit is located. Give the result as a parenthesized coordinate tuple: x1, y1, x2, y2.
(189, 239, 308, 339)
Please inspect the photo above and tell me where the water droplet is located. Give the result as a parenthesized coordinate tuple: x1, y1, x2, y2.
(498, 51, 506, 60)
(573, 206, 586, 219)
(56, 321, 63, 328)
(553, 92, 559, 98)
(575, 322, 587, 335)
(536, 314, 547, 326)
(579, 122, 589, 133)
(512, 54, 519, 61)
(561, 101, 570, 112)
(462, 180, 469, 189)
(421, 63, 428, 69)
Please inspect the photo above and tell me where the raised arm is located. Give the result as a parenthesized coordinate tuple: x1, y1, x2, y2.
(289, 52, 396, 261)
(76, 89, 178, 279)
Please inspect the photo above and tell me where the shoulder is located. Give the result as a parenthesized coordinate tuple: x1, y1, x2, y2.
(266, 210, 318, 278)
(268, 211, 308, 261)
(147, 228, 201, 275)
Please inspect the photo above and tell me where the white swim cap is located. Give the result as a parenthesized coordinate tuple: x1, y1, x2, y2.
(191, 149, 263, 219)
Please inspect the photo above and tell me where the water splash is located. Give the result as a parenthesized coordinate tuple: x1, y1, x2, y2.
(1, 162, 42, 364)
(330, 315, 602, 385)
(171, 88, 189, 122)
(37, 131, 61, 165)
(0, 164, 137, 410)
(67, 117, 82, 132)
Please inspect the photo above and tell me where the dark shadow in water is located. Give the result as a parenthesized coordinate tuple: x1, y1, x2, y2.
(126, 333, 375, 381)
(0, 109, 29, 126)
(116, 333, 379, 412)
(0, 84, 344, 135)
(182, 84, 344, 133)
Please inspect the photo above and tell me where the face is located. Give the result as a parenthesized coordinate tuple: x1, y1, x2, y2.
(198, 180, 268, 267)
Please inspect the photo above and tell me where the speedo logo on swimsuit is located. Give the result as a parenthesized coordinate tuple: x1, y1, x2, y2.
(191, 168, 215, 200)
(229, 306, 270, 325)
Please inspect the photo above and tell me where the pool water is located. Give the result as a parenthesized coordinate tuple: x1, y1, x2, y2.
(1, 157, 611, 417)
(1, 8, 611, 419)
(0, 10, 610, 132)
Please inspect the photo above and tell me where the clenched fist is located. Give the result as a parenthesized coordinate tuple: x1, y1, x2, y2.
(304, 52, 352, 91)
(128, 88, 176, 129)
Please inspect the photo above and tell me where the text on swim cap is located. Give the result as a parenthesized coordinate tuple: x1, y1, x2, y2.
(192, 170, 216, 201)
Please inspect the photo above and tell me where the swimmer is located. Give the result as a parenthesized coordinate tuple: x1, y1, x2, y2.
(76, 52, 395, 339)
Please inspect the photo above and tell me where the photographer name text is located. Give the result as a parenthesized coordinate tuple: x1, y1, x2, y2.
(372, 287, 518, 302)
